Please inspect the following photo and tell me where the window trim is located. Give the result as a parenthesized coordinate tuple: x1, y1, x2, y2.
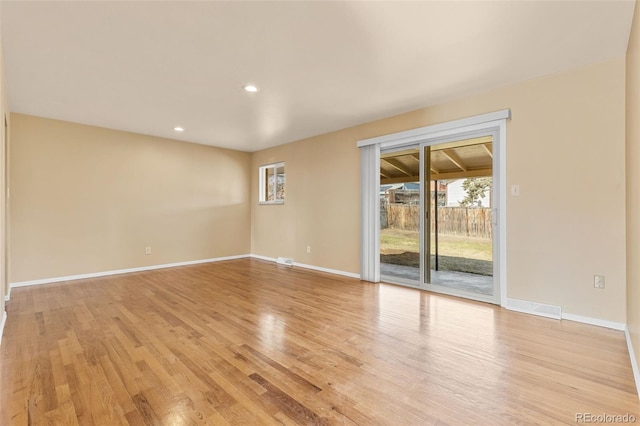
(259, 161, 285, 205)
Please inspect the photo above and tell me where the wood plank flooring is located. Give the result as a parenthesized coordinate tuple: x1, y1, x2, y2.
(1, 258, 638, 425)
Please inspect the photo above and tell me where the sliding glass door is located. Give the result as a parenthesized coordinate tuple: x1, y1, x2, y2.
(379, 133, 499, 304)
(419, 135, 496, 303)
(360, 110, 508, 304)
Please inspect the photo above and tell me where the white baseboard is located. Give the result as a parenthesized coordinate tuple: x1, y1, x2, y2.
(0, 310, 6, 346)
(625, 326, 640, 399)
(505, 298, 626, 331)
(250, 254, 360, 280)
(562, 312, 625, 331)
(9, 254, 360, 289)
(505, 298, 562, 320)
(292, 261, 360, 279)
(10, 254, 251, 288)
(251, 254, 277, 262)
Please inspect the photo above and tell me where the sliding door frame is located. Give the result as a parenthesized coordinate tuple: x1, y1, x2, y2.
(358, 110, 509, 307)
(419, 130, 499, 304)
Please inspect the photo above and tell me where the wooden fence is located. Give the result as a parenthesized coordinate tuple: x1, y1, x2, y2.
(381, 204, 492, 239)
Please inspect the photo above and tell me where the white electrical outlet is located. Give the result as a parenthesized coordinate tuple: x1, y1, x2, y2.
(594, 275, 605, 289)
(145, 246, 152, 255)
(306, 246, 311, 253)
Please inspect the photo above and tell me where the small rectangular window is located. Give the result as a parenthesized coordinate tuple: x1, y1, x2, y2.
(259, 162, 285, 204)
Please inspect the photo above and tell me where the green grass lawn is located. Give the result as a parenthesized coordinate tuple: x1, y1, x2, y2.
(380, 228, 492, 261)
(380, 228, 493, 275)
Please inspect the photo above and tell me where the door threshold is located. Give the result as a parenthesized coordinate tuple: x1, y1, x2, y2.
(381, 274, 498, 305)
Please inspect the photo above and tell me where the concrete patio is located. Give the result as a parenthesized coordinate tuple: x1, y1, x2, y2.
(380, 262, 493, 295)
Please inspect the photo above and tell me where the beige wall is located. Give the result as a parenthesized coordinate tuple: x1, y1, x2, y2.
(627, 0, 640, 381)
(9, 114, 251, 282)
(252, 58, 627, 323)
(251, 129, 362, 273)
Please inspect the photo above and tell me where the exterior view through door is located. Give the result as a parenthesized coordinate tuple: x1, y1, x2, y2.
(380, 135, 496, 303)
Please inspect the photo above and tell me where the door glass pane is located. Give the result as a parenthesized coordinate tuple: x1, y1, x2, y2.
(379, 148, 421, 284)
(428, 138, 494, 296)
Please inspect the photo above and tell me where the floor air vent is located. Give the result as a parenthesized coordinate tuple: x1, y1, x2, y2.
(506, 298, 561, 320)
(276, 257, 294, 266)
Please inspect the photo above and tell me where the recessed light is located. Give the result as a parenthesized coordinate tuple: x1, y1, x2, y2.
(243, 84, 259, 93)
(174, 126, 184, 132)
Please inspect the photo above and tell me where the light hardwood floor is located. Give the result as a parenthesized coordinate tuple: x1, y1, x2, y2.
(1, 258, 638, 425)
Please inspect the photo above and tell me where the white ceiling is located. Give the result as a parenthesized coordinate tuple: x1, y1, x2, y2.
(1, 1, 635, 152)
